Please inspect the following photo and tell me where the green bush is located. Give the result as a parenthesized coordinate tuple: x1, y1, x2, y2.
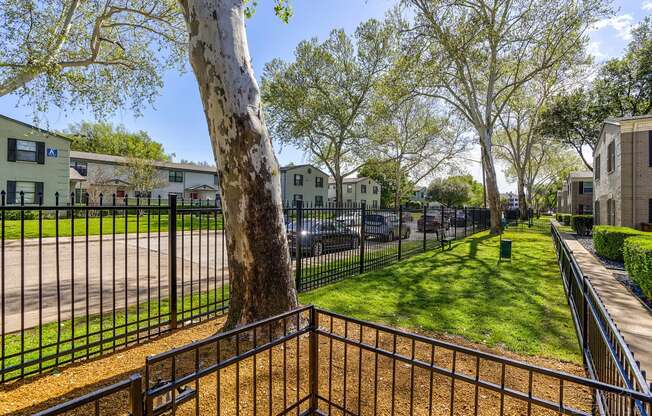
(571, 215, 593, 236)
(593, 225, 644, 261)
(1, 210, 38, 220)
(557, 213, 571, 226)
(623, 236, 652, 300)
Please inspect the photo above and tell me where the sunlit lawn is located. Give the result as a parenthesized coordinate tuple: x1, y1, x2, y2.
(301, 229, 581, 363)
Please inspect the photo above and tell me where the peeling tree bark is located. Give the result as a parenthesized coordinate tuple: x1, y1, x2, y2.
(180, 0, 297, 329)
(479, 129, 502, 234)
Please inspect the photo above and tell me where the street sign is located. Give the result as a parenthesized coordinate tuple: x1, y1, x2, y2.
(46, 148, 58, 157)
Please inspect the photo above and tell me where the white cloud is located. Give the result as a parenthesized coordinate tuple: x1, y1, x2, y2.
(591, 14, 635, 40)
(587, 40, 606, 59)
(643, 1, 652, 11)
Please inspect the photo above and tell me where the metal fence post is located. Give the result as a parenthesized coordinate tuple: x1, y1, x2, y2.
(464, 207, 467, 237)
(398, 205, 403, 260)
(168, 195, 178, 330)
(423, 205, 427, 252)
(359, 202, 366, 274)
(309, 307, 319, 412)
(129, 374, 144, 416)
(441, 205, 445, 245)
(295, 200, 303, 291)
(582, 276, 589, 352)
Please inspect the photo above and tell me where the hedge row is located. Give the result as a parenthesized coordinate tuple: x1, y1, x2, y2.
(571, 215, 593, 236)
(593, 225, 644, 261)
(623, 237, 652, 300)
(555, 213, 572, 226)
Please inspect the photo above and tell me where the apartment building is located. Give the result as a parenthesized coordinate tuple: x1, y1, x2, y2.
(0, 114, 72, 205)
(501, 192, 519, 210)
(593, 115, 652, 228)
(69, 151, 220, 203)
(328, 177, 382, 208)
(279, 164, 329, 207)
(561, 171, 593, 215)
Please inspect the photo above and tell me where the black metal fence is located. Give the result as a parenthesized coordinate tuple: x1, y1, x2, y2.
(551, 224, 652, 414)
(287, 201, 490, 291)
(0, 192, 489, 382)
(0, 192, 228, 382)
(33, 306, 652, 416)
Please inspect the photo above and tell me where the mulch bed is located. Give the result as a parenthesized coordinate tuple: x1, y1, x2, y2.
(1, 315, 591, 416)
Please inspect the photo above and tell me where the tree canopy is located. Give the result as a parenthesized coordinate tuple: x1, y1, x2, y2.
(66, 121, 169, 161)
(427, 175, 483, 208)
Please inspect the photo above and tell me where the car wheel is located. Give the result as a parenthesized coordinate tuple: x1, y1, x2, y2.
(312, 241, 323, 257)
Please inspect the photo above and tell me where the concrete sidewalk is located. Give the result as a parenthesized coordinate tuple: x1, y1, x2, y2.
(561, 231, 652, 386)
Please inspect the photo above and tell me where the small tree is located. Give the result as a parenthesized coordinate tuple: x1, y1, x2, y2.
(427, 176, 471, 207)
(261, 19, 396, 204)
(117, 157, 166, 197)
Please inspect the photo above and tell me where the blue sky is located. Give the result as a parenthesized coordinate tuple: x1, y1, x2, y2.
(0, 0, 649, 192)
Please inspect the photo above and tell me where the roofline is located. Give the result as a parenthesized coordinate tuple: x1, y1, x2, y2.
(328, 176, 376, 184)
(0, 114, 74, 142)
(280, 164, 329, 177)
(70, 150, 218, 174)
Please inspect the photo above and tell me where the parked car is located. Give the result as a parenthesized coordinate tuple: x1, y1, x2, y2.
(401, 212, 414, 223)
(451, 210, 467, 227)
(364, 213, 410, 241)
(287, 220, 359, 256)
(335, 212, 361, 226)
(417, 212, 446, 232)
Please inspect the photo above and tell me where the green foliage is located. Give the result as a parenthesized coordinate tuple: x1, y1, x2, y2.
(570, 215, 593, 236)
(593, 225, 645, 261)
(427, 175, 483, 207)
(358, 159, 413, 208)
(623, 236, 652, 299)
(66, 121, 168, 161)
(0, 1, 186, 117)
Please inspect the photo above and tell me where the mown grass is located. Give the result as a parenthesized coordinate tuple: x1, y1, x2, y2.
(1, 287, 228, 380)
(301, 229, 581, 363)
(0, 214, 223, 240)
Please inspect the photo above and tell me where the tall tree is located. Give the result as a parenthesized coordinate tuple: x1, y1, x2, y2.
(179, 0, 297, 329)
(367, 96, 470, 208)
(0, 0, 186, 116)
(401, 0, 609, 233)
(261, 19, 396, 204)
(358, 159, 414, 208)
(427, 175, 474, 207)
(67, 121, 169, 161)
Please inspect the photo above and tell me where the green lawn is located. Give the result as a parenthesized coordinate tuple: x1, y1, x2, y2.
(1, 287, 228, 380)
(0, 214, 223, 240)
(300, 229, 581, 363)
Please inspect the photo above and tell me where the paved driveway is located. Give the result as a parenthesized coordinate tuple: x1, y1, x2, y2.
(1, 231, 228, 333)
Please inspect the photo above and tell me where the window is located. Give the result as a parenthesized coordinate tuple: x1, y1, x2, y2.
(372, 200, 378, 208)
(315, 195, 323, 207)
(582, 182, 592, 193)
(361, 185, 367, 194)
(373, 186, 379, 194)
(6, 181, 42, 204)
(315, 176, 323, 188)
(7, 138, 44, 164)
(169, 171, 184, 183)
(607, 141, 615, 172)
(70, 160, 88, 176)
(293, 194, 303, 201)
(214, 174, 219, 185)
(347, 184, 353, 193)
(595, 156, 600, 180)
(294, 174, 303, 186)
(361, 199, 366, 205)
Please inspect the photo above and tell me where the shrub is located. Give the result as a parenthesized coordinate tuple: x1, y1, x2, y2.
(571, 215, 593, 236)
(0, 209, 38, 220)
(593, 225, 644, 261)
(557, 213, 571, 226)
(623, 236, 652, 300)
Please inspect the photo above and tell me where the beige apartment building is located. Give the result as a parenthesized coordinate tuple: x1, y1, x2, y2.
(558, 171, 593, 215)
(593, 115, 652, 228)
(328, 177, 382, 208)
(279, 164, 329, 207)
(0, 114, 72, 205)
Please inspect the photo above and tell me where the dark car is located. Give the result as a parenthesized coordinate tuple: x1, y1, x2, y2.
(364, 213, 410, 241)
(287, 220, 359, 256)
(451, 210, 467, 227)
(417, 212, 444, 233)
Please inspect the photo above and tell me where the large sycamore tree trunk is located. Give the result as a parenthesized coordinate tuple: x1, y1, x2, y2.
(479, 129, 501, 234)
(517, 176, 528, 220)
(180, 0, 297, 329)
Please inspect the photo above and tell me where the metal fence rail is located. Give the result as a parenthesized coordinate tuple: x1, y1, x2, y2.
(0, 192, 227, 382)
(551, 224, 652, 414)
(34, 306, 652, 416)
